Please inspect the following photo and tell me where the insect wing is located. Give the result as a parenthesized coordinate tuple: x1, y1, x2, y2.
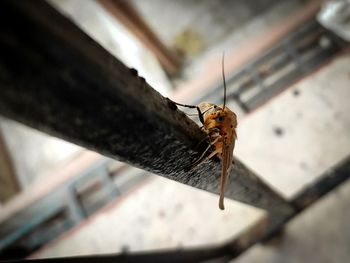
(218, 137, 235, 210)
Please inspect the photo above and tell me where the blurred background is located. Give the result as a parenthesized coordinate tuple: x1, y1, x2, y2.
(0, 0, 350, 262)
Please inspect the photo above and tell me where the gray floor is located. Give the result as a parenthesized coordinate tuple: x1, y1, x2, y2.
(234, 178, 350, 263)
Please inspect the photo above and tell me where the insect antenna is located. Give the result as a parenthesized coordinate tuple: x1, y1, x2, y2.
(222, 52, 227, 110)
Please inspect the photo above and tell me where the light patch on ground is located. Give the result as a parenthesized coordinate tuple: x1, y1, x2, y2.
(233, 178, 350, 263)
(34, 176, 264, 258)
(236, 55, 350, 198)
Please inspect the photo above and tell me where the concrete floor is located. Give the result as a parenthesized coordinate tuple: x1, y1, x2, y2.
(234, 178, 350, 263)
(132, 0, 305, 86)
(32, 177, 264, 257)
(33, 179, 350, 262)
(236, 55, 350, 199)
(0, 118, 81, 189)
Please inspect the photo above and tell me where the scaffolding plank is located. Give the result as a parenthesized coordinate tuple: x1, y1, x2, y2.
(98, 0, 181, 75)
(0, 0, 293, 227)
(0, 130, 19, 202)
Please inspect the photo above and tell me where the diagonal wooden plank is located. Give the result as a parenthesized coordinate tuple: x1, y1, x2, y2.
(0, 0, 294, 226)
(98, 0, 181, 75)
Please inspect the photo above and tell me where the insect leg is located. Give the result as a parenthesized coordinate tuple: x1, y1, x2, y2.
(194, 135, 210, 150)
(191, 136, 221, 168)
(196, 148, 221, 167)
(189, 151, 219, 174)
(167, 98, 205, 124)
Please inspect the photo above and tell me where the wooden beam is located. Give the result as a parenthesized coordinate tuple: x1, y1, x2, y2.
(1, 1, 348, 261)
(0, 0, 294, 231)
(0, 130, 19, 203)
(0, 152, 101, 224)
(98, 0, 181, 75)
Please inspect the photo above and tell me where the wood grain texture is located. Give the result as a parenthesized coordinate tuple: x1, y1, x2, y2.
(0, 0, 293, 228)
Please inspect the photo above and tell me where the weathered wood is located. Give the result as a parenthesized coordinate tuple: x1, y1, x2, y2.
(1, 1, 349, 261)
(0, 130, 20, 202)
(3, 246, 232, 263)
(0, 0, 294, 225)
(292, 155, 350, 211)
(98, 0, 181, 75)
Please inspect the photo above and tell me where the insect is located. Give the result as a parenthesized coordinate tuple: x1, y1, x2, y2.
(170, 54, 237, 210)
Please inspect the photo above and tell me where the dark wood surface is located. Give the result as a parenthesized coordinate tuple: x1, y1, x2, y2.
(1, 1, 349, 262)
(0, 0, 293, 218)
